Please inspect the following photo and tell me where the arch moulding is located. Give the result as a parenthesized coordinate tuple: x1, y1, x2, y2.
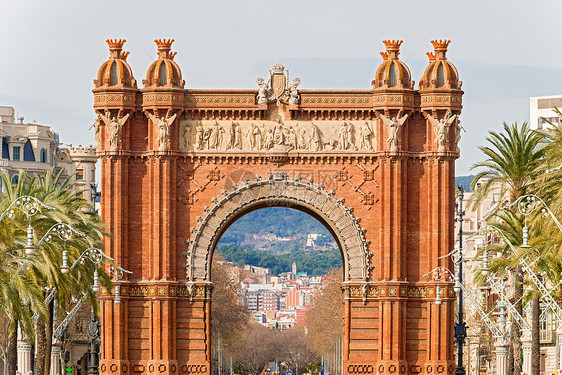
(185, 172, 372, 284)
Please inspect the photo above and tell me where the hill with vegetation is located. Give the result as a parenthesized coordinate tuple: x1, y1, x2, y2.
(217, 207, 336, 253)
(455, 175, 476, 191)
(216, 244, 342, 276)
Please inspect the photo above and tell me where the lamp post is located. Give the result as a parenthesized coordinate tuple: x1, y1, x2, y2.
(455, 186, 467, 375)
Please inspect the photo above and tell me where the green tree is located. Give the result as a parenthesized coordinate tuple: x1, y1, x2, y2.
(0, 169, 112, 375)
(470, 122, 545, 375)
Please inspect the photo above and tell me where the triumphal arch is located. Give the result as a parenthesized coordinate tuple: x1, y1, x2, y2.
(93, 38, 463, 375)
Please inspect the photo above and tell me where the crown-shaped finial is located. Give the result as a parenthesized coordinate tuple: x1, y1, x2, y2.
(106, 39, 126, 51)
(380, 51, 389, 60)
(426, 52, 436, 61)
(154, 39, 175, 59)
(382, 40, 403, 51)
(431, 39, 451, 51)
(155, 39, 175, 50)
(382, 40, 402, 59)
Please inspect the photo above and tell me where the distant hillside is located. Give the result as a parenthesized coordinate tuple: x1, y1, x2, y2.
(216, 244, 342, 276)
(218, 207, 336, 252)
(455, 175, 476, 191)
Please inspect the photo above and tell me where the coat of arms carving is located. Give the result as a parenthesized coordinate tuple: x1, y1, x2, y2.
(256, 64, 300, 105)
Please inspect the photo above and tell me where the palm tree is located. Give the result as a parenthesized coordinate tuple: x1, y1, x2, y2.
(470, 122, 546, 375)
(0, 169, 112, 375)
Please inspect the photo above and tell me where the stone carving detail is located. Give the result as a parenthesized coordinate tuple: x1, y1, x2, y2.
(180, 119, 377, 153)
(92, 117, 102, 145)
(186, 172, 372, 283)
(145, 110, 178, 151)
(424, 111, 458, 153)
(99, 111, 130, 150)
(256, 64, 300, 104)
(378, 113, 408, 152)
(225, 122, 242, 150)
(454, 118, 463, 153)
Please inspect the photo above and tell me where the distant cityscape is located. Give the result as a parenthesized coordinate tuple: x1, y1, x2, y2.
(220, 259, 327, 330)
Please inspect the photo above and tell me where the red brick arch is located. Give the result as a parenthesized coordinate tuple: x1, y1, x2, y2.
(186, 171, 372, 284)
(94, 39, 463, 375)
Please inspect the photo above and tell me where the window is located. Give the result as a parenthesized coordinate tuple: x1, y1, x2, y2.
(437, 64, 445, 86)
(389, 62, 397, 86)
(76, 168, 84, 180)
(40, 148, 47, 163)
(159, 63, 167, 85)
(12, 146, 20, 161)
(11, 175, 18, 185)
(110, 61, 119, 85)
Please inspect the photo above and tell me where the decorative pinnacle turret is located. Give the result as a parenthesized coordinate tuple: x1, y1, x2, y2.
(426, 52, 436, 62)
(380, 51, 389, 60)
(155, 39, 175, 59)
(431, 39, 451, 59)
(382, 40, 402, 59)
(106, 39, 126, 59)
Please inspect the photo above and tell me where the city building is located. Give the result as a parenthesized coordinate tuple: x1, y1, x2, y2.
(0, 106, 97, 202)
(530, 95, 562, 130)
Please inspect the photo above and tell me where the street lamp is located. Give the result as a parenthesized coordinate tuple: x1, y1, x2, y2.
(455, 186, 467, 375)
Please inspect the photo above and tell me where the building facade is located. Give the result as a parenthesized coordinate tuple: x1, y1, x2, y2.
(0, 106, 97, 201)
(94, 38, 463, 375)
(529, 95, 562, 130)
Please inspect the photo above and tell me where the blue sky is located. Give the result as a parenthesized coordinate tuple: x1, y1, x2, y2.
(1, 0, 561, 175)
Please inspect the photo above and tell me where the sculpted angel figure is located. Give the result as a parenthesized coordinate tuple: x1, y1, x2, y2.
(145, 110, 178, 151)
(454, 118, 463, 153)
(194, 122, 204, 150)
(378, 112, 408, 152)
(256, 77, 270, 104)
(288, 78, 301, 105)
(424, 111, 457, 153)
(91, 116, 102, 145)
(99, 110, 130, 150)
(359, 122, 374, 151)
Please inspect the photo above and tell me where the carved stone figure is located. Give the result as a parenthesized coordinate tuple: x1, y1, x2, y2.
(273, 119, 285, 146)
(455, 118, 462, 153)
(288, 78, 301, 105)
(310, 123, 323, 151)
(359, 122, 374, 151)
(226, 122, 242, 150)
(287, 126, 297, 151)
(246, 123, 262, 150)
(264, 129, 274, 150)
(424, 111, 457, 153)
(195, 123, 204, 150)
(145, 110, 178, 151)
(208, 119, 225, 150)
(256, 77, 269, 104)
(378, 113, 408, 152)
(92, 116, 102, 145)
(180, 123, 190, 149)
(338, 122, 355, 150)
(99, 111, 130, 150)
(299, 128, 308, 150)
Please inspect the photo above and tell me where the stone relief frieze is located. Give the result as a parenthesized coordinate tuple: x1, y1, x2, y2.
(179, 119, 377, 153)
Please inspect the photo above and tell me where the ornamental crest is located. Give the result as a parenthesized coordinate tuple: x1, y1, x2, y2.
(256, 64, 300, 105)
